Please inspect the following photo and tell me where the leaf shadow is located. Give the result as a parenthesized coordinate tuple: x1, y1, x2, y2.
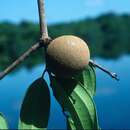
(20, 78, 50, 128)
(52, 77, 78, 97)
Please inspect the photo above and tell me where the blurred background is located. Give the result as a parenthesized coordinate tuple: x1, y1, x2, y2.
(0, 0, 130, 129)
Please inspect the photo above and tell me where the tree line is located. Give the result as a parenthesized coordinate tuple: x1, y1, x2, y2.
(0, 13, 130, 69)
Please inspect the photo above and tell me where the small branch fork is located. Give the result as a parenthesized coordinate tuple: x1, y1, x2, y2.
(0, 0, 51, 80)
(0, 0, 119, 81)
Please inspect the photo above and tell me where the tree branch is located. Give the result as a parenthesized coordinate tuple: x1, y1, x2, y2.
(37, 0, 49, 41)
(89, 60, 119, 81)
(0, 0, 52, 80)
(0, 42, 42, 80)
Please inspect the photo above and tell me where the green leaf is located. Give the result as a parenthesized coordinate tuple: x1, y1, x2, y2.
(50, 77, 79, 129)
(76, 64, 96, 96)
(51, 76, 99, 130)
(0, 113, 8, 129)
(19, 78, 50, 130)
(71, 85, 99, 129)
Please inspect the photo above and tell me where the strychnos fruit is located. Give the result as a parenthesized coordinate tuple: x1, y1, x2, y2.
(46, 35, 90, 78)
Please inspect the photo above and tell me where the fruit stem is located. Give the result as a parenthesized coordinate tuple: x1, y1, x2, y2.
(41, 67, 47, 78)
(89, 60, 119, 81)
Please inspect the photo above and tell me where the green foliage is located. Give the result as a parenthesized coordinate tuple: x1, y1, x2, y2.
(50, 65, 99, 130)
(19, 78, 50, 129)
(0, 113, 8, 129)
(68, 85, 99, 129)
(76, 64, 96, 96)
(0, 13, 130, 69)
(0, 21, 43, 70)
(0, 65, 99, 130)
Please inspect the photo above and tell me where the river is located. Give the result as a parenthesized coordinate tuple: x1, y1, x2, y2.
(0, 55, 130, 129)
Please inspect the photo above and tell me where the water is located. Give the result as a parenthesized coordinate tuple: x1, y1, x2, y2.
(95, 55, 130, 129)
(0, 55, 130, 129)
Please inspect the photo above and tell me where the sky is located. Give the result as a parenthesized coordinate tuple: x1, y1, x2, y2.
(0, 0, 130, 24)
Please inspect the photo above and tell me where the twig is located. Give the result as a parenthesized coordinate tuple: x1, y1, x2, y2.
(89, 60, 119, 81)
(41, 67, 47, 78)
(37, 0, 49, 41)
(0, 42, 42, 80)
(0, 0, 52, 80)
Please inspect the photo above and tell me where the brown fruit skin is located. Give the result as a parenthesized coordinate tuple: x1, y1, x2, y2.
(46, 35, 90, 78)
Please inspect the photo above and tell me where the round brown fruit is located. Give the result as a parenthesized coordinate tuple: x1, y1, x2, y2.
(46, 35, 90, 78)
